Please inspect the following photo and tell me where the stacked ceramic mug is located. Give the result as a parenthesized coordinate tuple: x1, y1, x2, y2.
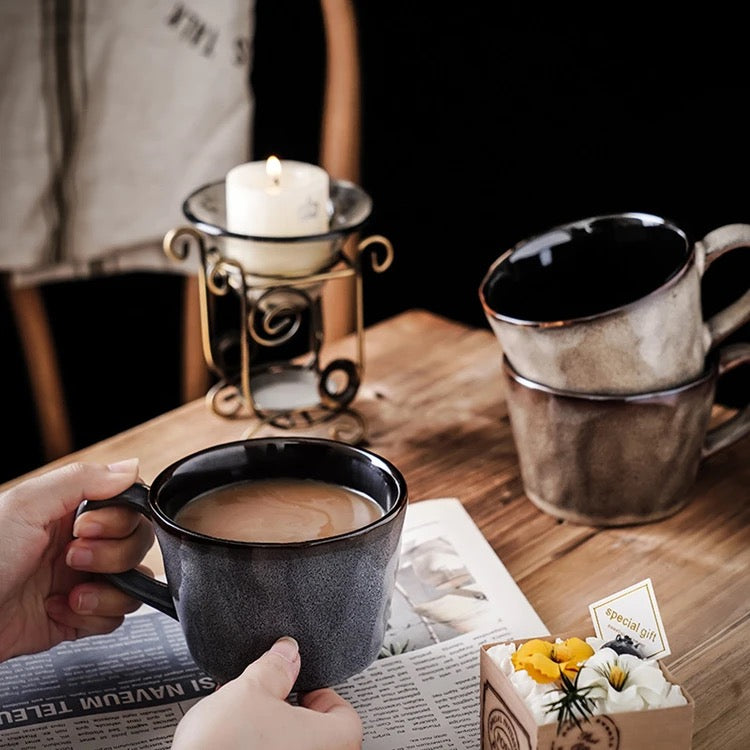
(479, 213, 750, 526)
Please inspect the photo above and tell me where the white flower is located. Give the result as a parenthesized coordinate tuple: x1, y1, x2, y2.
(585, 636, 605, 651)
(577, 647, 687, 714)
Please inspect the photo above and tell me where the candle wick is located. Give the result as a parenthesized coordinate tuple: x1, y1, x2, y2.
(272, 175, 280, 188)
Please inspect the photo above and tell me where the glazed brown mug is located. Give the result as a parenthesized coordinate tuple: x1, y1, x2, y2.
(480, 213, 750, 393)
(501, 343, 750, 526)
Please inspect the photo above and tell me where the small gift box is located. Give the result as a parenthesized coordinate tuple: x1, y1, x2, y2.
(480, 633, 694, 750)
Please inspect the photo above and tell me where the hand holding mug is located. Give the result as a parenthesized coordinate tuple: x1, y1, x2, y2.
(172, 636, 363, 750)
(0, 460, 154, 662)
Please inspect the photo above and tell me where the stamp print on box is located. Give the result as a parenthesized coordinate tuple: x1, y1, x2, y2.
(481, 678, 532, 750)
(551, 714, 620, 749)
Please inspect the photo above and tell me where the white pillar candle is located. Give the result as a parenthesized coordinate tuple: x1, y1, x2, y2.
(224, 156, 333, 277)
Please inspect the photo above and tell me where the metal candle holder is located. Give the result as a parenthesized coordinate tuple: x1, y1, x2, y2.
(163, 178, 393, 443)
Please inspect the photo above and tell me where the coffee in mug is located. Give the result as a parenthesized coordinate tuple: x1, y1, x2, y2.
(173, 478, 384, 543)
(77, 437, 408, 691)
(479, 213, 750, 393)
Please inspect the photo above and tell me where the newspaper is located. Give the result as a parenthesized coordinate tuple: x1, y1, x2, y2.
(0, 498, 548, 749)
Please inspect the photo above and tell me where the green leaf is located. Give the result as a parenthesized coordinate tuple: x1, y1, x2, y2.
(545, 668, 595, 735)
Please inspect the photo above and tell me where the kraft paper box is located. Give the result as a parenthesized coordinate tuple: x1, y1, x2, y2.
(480, 634, 695, 750)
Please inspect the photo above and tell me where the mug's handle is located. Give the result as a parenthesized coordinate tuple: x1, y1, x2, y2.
(703, 343, 750, 458)
(76, 484, 178, 619)
(696, 223, 750, 347)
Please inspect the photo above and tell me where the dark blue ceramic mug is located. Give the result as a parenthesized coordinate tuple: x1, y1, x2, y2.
(78, 437, 408, 691)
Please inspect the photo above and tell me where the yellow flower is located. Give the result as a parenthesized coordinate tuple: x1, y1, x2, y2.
(511, 638, 594, 684)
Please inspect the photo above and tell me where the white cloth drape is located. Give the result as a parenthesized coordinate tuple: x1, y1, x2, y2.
(0, 0, 256, 285)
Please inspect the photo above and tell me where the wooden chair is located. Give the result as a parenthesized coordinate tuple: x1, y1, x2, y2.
(7, 0, 361, 463)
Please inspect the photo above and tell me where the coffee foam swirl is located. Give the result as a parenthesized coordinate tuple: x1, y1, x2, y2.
(174, 478, 384, 543)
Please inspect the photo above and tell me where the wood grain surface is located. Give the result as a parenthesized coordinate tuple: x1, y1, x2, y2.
(3, 309, 748, 749)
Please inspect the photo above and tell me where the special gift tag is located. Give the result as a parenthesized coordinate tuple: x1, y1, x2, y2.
(588, 578, 671, 660)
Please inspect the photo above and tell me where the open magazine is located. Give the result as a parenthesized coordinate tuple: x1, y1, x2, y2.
(0, 498, 548, 750)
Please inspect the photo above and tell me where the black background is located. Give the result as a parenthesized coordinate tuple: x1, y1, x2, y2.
(2, 2, 748, 484)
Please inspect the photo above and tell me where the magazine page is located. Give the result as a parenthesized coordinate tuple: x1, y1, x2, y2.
(383, 497, 547, 653)
(333, 498, 548, 750)
(0, 498, 547, 749)
(338, 625, 511, 750)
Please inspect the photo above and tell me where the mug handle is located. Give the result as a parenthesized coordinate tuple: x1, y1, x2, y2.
(696, 223, 750, 347)
(703, 343, 750, 458)
(76, 484, 178, 619)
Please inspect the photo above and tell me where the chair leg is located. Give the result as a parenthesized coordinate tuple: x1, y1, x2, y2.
(6, 281, 74, 461)
(319, 0, 361, 340)
(181, 275, 211, 403)
(322, 235, 358, 341)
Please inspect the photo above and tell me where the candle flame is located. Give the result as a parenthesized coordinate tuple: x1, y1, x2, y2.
(266, 155, 282, 187)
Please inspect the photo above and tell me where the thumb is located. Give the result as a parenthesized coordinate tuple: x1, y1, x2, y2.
(7, 460, 140, 525)
(239, 636, 301, 699)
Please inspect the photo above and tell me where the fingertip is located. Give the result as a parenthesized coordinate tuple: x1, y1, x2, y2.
(269, 635, 300, 664)
(266, 635, 301, 685)
(239, 636, 301, 698)
(72, 505, 153, 541)
(68, 583, 143, 616)
(66, 544, 94, 570)
(71, 589, 100, 615)
(72, 517, 104, 538)
(107, 458, 139, 475)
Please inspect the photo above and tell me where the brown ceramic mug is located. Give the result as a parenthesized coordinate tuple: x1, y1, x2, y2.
(501, 343, 750, 526)
(480, 213, 750, 393)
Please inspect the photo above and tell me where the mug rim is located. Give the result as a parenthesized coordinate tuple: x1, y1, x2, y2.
(479, 212, 693, 328)
(502, 352, 717, 402)
(147, 437, 408, 548)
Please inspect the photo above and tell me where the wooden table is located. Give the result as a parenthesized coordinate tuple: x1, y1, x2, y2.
(3, 310, 749, 749)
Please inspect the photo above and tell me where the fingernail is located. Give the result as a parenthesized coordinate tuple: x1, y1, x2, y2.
(73, 518, 103, 538)
(270, 636, 299, 663)
(67, 546, 94, 568)
(107, 458, 139, 473)
(75, 591, 100, 614)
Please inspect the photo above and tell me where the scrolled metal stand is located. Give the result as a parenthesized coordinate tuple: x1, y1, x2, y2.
(163, 179, 393, 444)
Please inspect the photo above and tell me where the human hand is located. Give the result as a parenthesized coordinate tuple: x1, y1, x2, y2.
(0, 459, 154, 662)
(172, 636, 363, 750)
